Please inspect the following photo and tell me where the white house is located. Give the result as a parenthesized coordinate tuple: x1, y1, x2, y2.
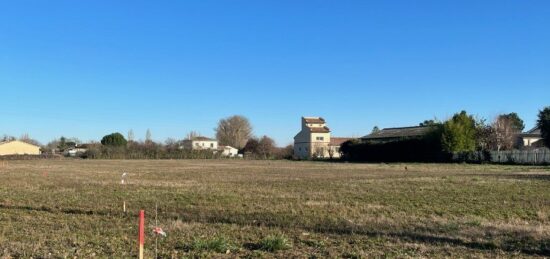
(181, 137, 218, 150)
(65, 144, 88, 157)
(516, 126, 544, 148)
(293, 117, 352, 159)
(219, 145, 239, 157)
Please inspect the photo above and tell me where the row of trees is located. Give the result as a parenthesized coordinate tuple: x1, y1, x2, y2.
(52, 115, 290, 159)
(342, 107, 550, 162)
(439, 109, 547, 153)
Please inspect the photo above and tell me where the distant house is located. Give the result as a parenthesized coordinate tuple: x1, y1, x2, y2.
(0, 140, 41, 156)
(361, 126, 434, 143)
(219, 145, 239, 157)
(65, 144, 88, 157)
(516, 126, 544, 148)
(181, 137, 218, 150)
(293, 116, 352, 159)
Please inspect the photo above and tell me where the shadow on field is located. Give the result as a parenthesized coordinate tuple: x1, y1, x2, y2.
(467, 173, 550, 181)
(0, 203, 109, 216)
(171, 209, 550, 256)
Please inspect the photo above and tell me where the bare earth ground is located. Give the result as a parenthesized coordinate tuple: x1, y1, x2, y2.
(0, 160, 549, 258)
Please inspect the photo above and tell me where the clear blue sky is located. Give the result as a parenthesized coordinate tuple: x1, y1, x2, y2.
(1, 1, 549, 146)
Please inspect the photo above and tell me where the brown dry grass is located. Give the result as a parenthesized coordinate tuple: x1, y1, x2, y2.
(0, 159, 549, 258)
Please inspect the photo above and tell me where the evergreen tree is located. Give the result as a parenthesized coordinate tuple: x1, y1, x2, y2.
(441, 111, 477, 152)
(537, 107, 550, 148)
(101, 133, 127, 147)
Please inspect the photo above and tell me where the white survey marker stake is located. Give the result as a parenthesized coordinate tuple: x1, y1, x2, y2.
(121, 172, 128, 184)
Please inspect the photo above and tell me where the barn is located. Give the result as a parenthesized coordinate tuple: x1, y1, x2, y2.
(0, 140, 41, 156)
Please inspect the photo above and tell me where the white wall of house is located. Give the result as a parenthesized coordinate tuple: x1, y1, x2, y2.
(522, 137, 543, 147)
(221, 146, 239, 157)
(182, 139, 218, 150)
(328, 145, 342, 158)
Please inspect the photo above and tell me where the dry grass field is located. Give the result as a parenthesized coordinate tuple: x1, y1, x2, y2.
(0, 160, 549, 258)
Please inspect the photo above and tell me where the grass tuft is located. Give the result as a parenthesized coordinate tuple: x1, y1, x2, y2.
(190, 236, 234, 253)
(259, 234, 292, 252)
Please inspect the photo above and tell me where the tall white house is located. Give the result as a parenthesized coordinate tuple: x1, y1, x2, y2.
(293, 117, 351, 159)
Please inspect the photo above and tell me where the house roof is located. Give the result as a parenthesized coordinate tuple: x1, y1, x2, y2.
(526, 126, 541, 134)
(518, 126, 541, 138)
(0, 140, 41, 148)
(309, 126, 331, 133)
(361, 126, 433, 140)
(188, 136, 216, 141)
(303, 117, 325, 124)
(330, 137, 353, 146)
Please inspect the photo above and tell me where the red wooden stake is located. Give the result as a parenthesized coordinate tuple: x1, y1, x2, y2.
(139, 210, 145, 259)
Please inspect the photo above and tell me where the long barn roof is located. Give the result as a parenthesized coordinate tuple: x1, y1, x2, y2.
(361, 126, 433, 140)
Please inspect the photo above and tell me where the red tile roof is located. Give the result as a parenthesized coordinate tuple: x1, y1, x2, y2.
(330, 137, 354, 146)
(309, 126, 330, 133)
(304, 117, 325, 124)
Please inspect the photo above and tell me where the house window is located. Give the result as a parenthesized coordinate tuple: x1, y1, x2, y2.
(210, 143, 214, 148)
(316, 136, 324, 141)
(298, 147, 301, 151)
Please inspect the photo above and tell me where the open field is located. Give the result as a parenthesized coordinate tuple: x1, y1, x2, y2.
(0, 160, 549, 258)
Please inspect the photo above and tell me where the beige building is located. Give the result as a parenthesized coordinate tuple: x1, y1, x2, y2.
(293, 117, 352, 159)
(181, 136, 219, 151)
(0, 140, 41, 156)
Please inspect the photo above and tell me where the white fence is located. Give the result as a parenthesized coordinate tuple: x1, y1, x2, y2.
(490, 149, 550, 165)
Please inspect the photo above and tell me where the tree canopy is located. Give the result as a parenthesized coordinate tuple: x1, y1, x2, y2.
(537, 107, 550, 148)
(215, 115, 252, 149)
(101, 133, 127, 147)
(498, 113, 525, 132)
(441, 111, 477, 153)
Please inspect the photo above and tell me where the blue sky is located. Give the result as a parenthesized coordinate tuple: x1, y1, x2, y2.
(1, 1, 549, 146)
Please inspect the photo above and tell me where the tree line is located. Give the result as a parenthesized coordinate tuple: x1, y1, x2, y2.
(341, 107, 550, 162)
(35, 115, 292, 160)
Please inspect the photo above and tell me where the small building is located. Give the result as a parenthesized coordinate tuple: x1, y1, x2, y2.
(0, 140, 41, 156)
(293, 116, 351, 159)
(361, 126, 434, 143)
(219, 145, 239, 157)
(65, 144, 88, 157)
(516, 126, 544, 148)
(181, 137, 218, 150)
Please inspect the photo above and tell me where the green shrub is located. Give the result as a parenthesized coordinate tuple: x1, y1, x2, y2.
(259, 234, 292, 252)
(191, 236, 234, 253)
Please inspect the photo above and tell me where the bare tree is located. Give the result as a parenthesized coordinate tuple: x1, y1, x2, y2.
(2, 135, 16, 142)
(312, 142, 325, 159)
(257, 136, 276, 159)
(328, 145, 337, 159)
(186, 131, 201, 140)
(492, 115, 517, 151)
(128, 129, 135, 142)
(145, 129, 152, 142)
(164, 138, 179, 151)
(215, 115, 252, 149)
(19, 133, 41, 146)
